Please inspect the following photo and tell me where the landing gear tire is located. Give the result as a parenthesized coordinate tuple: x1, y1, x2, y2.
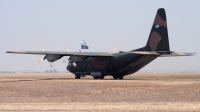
(75, 74, 81, 79)
(93, 76, 99, 79)
(118, 75, 124, 79)
(113, 76, 118, 79)
(99, 75, 104, 79)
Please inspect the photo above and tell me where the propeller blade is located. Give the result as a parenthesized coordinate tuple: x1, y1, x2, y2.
(63, 59, 68, 63)
(38, 58, 44, 63)
(41, 45, 46, 51)
(114, 46, 118, 53)
(38, 56, 47, 63)
(66, 46, 70, 52)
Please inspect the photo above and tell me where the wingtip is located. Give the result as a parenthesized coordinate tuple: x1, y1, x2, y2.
(6, 51, 25, 54)
(6, 51, 11, 53)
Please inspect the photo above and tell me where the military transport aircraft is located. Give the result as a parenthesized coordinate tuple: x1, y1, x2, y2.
(6, 8, 196, 79)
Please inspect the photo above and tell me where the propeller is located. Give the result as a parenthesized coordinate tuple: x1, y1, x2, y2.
(38, 45, 47, 63)
(38, 46, 53, 67)
(38, 55, 47, 63)
(114, 46, 118, 53)
(41, 45, 46, 51)
(63, 46, 70, 63)
(63, 58, 69, 63)
(66, 46, 70, 52)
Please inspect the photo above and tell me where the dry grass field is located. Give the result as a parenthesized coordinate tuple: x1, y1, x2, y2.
(0, 73, 200, 112)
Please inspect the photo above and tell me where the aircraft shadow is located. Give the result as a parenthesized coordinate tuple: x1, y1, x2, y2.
(37, 78, 153, 81)
(0, 78, 156, 83)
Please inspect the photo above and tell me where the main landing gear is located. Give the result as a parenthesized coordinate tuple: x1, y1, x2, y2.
(75, 74, 124, 80)
(113, 75, 124, 79)
(74, 74, 86, 79)
(75, 74, 80, 79)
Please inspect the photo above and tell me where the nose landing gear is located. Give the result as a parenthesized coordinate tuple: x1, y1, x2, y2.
(75, 74, 80, 79)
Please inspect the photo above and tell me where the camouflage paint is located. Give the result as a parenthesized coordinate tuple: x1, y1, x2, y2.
(91, 57, 110, 72)
(149, 32, 162, 51)
(145, 8, 170, 51)
(153, 14, 167, 27)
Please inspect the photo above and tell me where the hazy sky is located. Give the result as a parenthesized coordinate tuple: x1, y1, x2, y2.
(1, 0, 200, 71)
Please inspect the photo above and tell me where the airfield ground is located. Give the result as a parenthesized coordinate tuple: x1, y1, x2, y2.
(0, 73, 200, 112)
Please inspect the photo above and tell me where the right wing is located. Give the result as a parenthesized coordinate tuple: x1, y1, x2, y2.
(6, 51, 114, 57)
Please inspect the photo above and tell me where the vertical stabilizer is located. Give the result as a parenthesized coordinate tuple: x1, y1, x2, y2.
(145, 8, 170, 51)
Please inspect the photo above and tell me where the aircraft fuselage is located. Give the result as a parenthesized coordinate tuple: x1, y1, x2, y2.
(67, 53, 157, 77)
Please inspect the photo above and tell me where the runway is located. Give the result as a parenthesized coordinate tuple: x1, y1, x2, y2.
(0, 73, 200, 112)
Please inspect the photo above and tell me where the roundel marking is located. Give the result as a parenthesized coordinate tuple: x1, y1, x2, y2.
(155, 24, 159, 29)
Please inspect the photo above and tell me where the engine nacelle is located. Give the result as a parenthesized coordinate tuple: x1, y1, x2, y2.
(46, 55, 62, 62)
(69, 56, 86, 62)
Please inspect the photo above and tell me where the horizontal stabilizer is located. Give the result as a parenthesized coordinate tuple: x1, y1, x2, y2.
(160, 52, 197, 57)
(121, 51, 197, 56)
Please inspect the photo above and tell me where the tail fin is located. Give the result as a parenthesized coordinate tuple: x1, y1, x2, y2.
(145, 8, 170, 51)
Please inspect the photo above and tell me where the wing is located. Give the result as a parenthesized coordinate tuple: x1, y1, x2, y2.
(121, 51, 197, 56)
(6, 51, 113, 57)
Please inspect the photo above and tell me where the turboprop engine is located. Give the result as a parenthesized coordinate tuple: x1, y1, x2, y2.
(38, 55, 62, 67)
(46, 55, 62, 62)
(37, 45, 63, 67)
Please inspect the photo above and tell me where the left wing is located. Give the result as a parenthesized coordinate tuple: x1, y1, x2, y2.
(6, 51, 114, 57)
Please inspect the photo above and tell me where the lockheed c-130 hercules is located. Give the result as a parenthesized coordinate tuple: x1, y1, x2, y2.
(6, 8, 197, 79)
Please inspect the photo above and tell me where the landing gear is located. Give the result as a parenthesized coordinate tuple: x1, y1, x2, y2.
(99, 75, 104, 79)
(93, 75, 104, 79)
(118, 75, 124, 79)
(113, 76, 118, 79)
(75, 74, 81, 79)
(93, 76, 99, 79)
(113, 75, 124, 79)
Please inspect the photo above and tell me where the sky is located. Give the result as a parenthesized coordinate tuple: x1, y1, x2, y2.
(0, 0, 200, 72)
